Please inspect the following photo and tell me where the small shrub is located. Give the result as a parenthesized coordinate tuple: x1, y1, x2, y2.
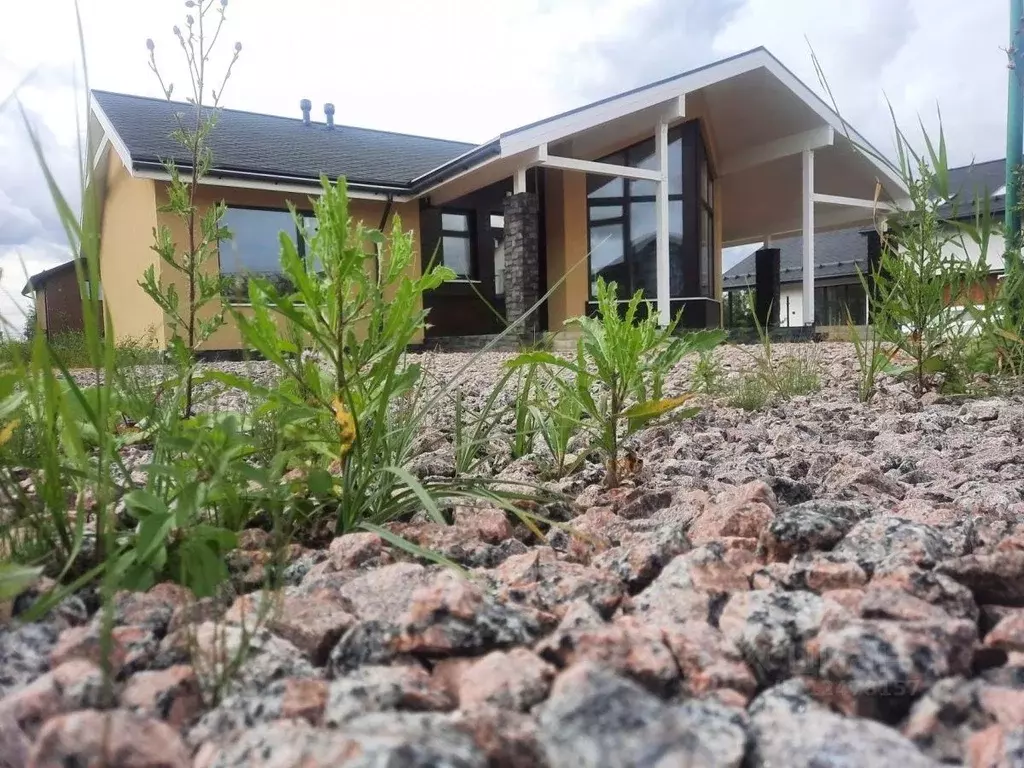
(725, 374, 771, 411)
(730, 293, 822, 404)
(773, 355, 821, 397)
(511, 364, 538, 460)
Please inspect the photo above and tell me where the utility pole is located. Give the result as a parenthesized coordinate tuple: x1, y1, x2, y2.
(1007, 0, 1024, 237)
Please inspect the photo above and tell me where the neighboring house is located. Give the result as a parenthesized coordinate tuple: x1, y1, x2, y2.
(722, 228, 875, 327)
(60, 47, 907, 350)
(721, 158, 1010, 327)
(21, 260, 103, 338)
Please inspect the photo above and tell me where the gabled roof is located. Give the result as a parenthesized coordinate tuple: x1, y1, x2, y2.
(21, 260, 78, 296)
(722, 228, 870, 288)
(91, 90, 476, 190)
(92, 46, 908, 208)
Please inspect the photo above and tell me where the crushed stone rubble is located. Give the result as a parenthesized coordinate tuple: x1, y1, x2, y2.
(5, 342, 1021, 766)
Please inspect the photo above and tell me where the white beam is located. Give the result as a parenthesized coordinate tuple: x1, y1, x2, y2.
(720, 126, 834, 177)
(802, 148, 815, 326)
(655, 119, 671, 326)
(538, 154, 663, 181)
(812, 192, 895, 212)
(659, 94, 686, 122)
(91, 135, 110, 171)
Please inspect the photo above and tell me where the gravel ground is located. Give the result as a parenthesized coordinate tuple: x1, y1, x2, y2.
(7, 342, 1024, 767)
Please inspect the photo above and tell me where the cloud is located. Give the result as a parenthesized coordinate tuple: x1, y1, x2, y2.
(566, 0, 747, 101)
(0, 72, 82, 333)
(710, 0, 1005, 164)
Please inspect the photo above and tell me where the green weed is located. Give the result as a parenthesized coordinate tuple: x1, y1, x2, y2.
(509, 278, 723, 487)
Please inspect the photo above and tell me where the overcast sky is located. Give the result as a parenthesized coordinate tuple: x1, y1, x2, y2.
(0, 0, 1010, 331)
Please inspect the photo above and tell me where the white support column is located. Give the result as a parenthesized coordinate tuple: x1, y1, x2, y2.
(513, 167, 527, 194)
(655, 119, 670, 325)
(802, 148, 815, 326)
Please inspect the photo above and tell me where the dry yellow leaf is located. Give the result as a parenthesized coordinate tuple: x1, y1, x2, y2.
(332, 397, 356, 457)
(0, 419, 20, 447)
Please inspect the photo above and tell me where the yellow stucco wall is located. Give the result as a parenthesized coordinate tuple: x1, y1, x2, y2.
(149, 183, 423, 350)
(99, 152, 163, 345)
(544, 169, 589, 331)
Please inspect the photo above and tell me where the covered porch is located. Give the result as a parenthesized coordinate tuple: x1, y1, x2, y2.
(414, 48, 907, 340)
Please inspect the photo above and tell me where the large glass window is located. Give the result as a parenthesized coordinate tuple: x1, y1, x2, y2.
(586, 121, 713, 303)
(587, 136, 684, 300)
(219, 207, 314, 301)
(441, 212, 474, 278)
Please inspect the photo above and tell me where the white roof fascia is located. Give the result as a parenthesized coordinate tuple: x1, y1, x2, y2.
(89, 96, 134, 174)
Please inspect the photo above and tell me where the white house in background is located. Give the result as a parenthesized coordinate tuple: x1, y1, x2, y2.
(722, 158, 1009, 327)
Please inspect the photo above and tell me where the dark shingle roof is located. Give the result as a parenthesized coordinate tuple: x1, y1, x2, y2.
(941, 157, 1007, 218)
(93, 90, 477, 188)
(947, 158, 1005, 200)
(722, 228, 870, 288)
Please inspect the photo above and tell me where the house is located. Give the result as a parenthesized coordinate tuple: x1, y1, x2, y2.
(721, 158, 1009, 328)
(71, 47, 907, 350)
(21, 260, 103, 339)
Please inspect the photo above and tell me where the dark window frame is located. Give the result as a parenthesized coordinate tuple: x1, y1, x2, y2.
(218, 203, 317, 304)
(698, 136, 716, 299)
(585, 120, 716, 305)
(439, 209, 477, 279)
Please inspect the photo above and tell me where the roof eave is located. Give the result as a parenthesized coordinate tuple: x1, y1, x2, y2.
(132, 159, 415, 199)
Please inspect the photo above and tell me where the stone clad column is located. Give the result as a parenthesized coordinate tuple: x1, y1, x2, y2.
(503, 192, 540, 340)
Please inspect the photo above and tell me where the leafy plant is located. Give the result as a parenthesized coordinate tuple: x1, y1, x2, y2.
(692, 348, 725, 395)
(140, 0, 242, 417)
(869, 125, 988, 393)
(453, 367, 521, 477)
(511, 364, 538, 459)
(811, 48, 1004, 393)
(508, 278, 723, 487)
(847, 271, 899, 402)
(530, 380, 584, 479)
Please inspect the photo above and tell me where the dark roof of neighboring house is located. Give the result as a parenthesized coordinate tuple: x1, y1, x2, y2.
(92, 90, 478, 189)
(944, 157, 1007, 217)
(722, 228, 870, 288)
(21, 260, 78, 296)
